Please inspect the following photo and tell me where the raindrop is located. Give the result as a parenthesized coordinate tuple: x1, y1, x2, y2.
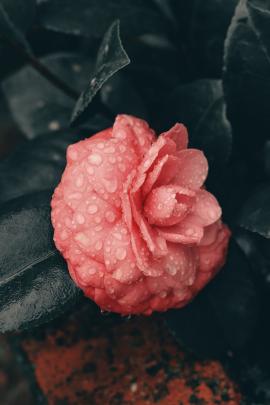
(116, 247, 127, 261)
(88, 204, 98, 214)
(88, 153, 102, 165)
(106, 211, 116, 223)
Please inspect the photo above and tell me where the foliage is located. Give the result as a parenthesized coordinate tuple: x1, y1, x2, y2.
(0, 0, 270, 401)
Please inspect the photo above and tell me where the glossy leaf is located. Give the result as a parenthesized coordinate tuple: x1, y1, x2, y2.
(0, 128, 95, 205)
(238, 185, 270, 238)
(38, 0, 167, 38)
(71, 21, 130, 124)
(0, 1, 34, 55)
(0, 191, 81, 332)
(2, 53, 93, 139)
(1, 0, 36, 32)
(170, 0, 238, 76)
(165, 241, 259, 357)
(223, 0, 270, 151)
(163, 79, 232, 168)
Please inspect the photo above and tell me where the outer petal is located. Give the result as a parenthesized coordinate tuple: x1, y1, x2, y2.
(192, 222, 231, 292)
(113, 114, 155, 158)
(192, 189, 222, 227)
(160, 123, 188, 151)
(104, 220, 142, 284)
(173, 149, 208, 190)
(158, 216, 204, 245)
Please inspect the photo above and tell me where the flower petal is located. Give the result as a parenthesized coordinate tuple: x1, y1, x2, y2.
(173, 149, 208, 189)
(161, 123, 188, 150)
(113, 114, 155, 158)
(193, 189, 222, 227)
(158, 216, 204, 245)
(144, 185, 195, 226)
(142, 154, 179, 197)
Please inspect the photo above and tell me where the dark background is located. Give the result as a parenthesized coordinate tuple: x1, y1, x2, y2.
(1, 0, 270, 403)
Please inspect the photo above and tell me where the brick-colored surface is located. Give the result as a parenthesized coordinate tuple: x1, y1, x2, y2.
(19, 303, 242, 405)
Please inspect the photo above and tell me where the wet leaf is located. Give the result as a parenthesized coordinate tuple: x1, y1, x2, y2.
(71, 20, 130, 125)
(0, 191, 81, 332)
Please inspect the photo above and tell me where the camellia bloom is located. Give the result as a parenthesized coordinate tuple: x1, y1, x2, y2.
(51, 115, 230, 315)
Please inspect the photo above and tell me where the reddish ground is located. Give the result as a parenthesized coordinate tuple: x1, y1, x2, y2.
(19, 303, 242, 405)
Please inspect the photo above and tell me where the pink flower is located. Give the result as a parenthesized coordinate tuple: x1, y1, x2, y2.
(51, 115, 230, 315)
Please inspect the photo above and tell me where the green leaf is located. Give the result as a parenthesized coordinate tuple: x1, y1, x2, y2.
(0, 128, 94, 205)
(0, 191, 81, 332)
(223, 0, 270, 151)
(2, 53, 93, 138)
(0, 0, 34, 55)
(38, 0, 167, 38)
(71, 21, 130, 125)
(165, 241, 260, 356)
(163, 79, 232, 168)
(170, 0, 238, 76)
(0, 0, 36, 32)
(238, 185, 270, 238)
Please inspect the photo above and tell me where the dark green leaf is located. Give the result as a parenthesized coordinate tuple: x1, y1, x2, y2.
(162, 79, 232, 168)
(0, 0, 36, 32)
(165, 241, 259, 356)
(0, 191, 81, 332)
(71, 21, 130, 125)
(171, 0, 238, 77)
(2, 53, 93, 138)
(0, 128, 94, 205)
(238, 185, 270, 238)
(100, 73, 148, 120)
(38, 0, 167, 38)
(247, 0, 270, 57)
(0, 1, 34, 55)
(223, 0, 270, 152)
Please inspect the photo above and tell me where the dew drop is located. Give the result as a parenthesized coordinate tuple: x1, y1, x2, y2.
(185, 228, 194, 236)
(97, 142, 105, 149)
(60, 230, 69, 241)
(88, 267, 97, 275)
(68, 148, 78, 161)
(95, 241, 103, 251)
(88, 204, 98, 214)
(75, 213, 85, 224)
(104, 178, 118, 193)
(116, 247, 127, 261)
(75, 175, 84, 188)
(88, 153, 102, 165)
(106, 211, 116, 223)
(87, 166, 94, 175)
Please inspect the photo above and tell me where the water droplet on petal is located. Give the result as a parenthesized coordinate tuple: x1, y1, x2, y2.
(88, 153, 102, 165)
(185, 228, 194, 236)
(95, 241, 103, 250)
(88, 204, 98, 214)
(115, 247, 127, 261)
(106, 211, 116, 223)
(75, 175, 84, 188)
(75, 213, 85, 224)
(104, 178, 118, 193)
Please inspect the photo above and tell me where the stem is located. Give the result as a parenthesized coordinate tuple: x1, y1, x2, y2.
(3, 36, 80, 101)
